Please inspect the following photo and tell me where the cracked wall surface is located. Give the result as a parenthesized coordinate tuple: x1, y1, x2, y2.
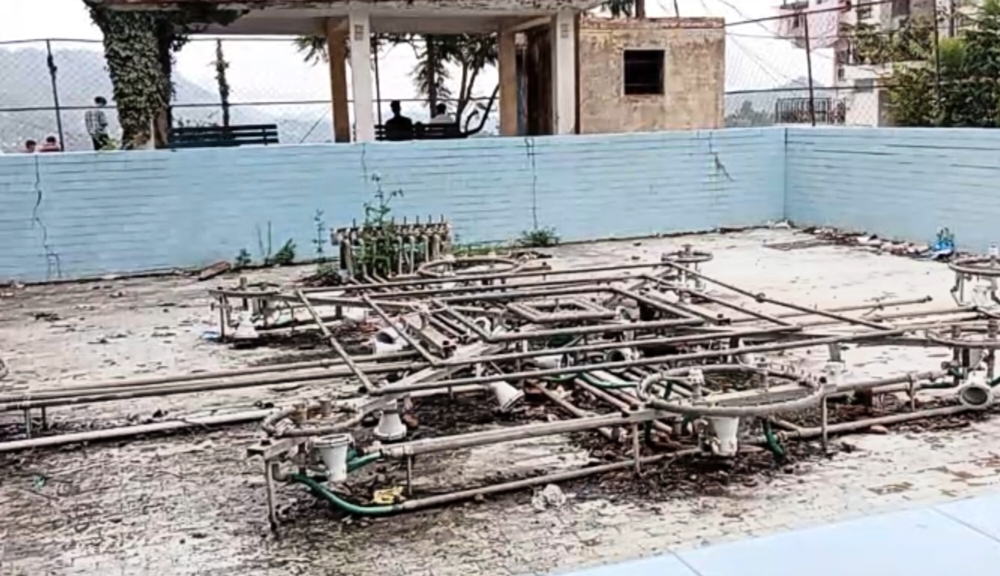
(0, 129, 782, 282)
(3, 126, 998, 283)
(577, 17, 725, 133)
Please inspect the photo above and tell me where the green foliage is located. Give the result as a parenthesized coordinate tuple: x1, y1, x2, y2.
(87, 3, 242, 148)
(269, 239, 296, 266)
(356, 174, 406, 277)
(517, 227, 560, 248)
(234, 248, 252, 268)
(294, 35, 330, 65)
(844, 1, 1000, 128)
(313, 209, 328, 258)
(214, 39, 231, 128)
(293, 33, 498, 132)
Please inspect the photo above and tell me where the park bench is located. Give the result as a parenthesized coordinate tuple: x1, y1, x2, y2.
(375, 122, 467, 142)
(169, 124, 280, 149)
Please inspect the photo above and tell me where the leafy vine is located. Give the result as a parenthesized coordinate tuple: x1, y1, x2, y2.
(87, 3, 242, 148)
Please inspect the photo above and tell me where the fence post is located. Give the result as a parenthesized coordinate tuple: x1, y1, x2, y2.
(803, 13, 816, 127)
(933, 13, 942, 123)
(45, 40, 67, 150)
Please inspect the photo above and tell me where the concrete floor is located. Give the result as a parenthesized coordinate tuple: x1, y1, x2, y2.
(3, 228, 1000, 576)
(555, 491, 1000, 576)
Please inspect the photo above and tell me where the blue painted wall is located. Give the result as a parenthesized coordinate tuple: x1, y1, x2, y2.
(785, 127, 1000, 253)
(0, 128, 783, 282)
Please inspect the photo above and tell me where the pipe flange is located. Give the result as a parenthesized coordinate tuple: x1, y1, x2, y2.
(949, 255, 1000, 278)
(417, 256, 523, 279)
(661, 245, 713, 265)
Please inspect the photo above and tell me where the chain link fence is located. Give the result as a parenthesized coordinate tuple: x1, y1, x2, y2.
(0, 2, 933, 152)
(0, 36, 494, 152)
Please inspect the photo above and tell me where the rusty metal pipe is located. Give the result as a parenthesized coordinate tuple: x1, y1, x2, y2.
(373, 329, 909, 395)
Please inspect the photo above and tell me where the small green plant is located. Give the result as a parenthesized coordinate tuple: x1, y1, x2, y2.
(269, 239, 296, 266)
(312, 209, 328, 259)
(234, 248, 252, 268)
(517, 227, 559, 248)
(355, 173, 406, 277)
(453, 241, 503, 257)
(255, 221, 296, 266)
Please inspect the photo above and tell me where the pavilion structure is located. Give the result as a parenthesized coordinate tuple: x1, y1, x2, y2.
(95, 0, 605, 142)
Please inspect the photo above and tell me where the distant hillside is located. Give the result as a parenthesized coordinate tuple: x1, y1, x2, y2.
(0, 47, 499, 151)
(0, 48, 343, 151)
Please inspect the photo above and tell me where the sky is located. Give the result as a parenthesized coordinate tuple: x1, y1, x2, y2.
(0, 0, 831, 113)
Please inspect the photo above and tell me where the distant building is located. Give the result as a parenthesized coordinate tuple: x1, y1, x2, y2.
(776, 0, 941, 126)
(576, 17, 725, 133)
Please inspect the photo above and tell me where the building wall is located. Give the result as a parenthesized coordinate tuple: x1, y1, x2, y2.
(0, 129, 783, 282)
(785, 127, 1000, 253)
(577, 17, 725, 134)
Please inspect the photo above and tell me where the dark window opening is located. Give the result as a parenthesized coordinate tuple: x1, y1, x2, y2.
(892, 0, 910, 17)
(623, 50, 665, 96)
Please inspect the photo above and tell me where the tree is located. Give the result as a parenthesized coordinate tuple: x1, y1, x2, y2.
(86, 2, 241, 148)
(293, 33, 498, 135)
(845, 0, 1000, 128)
(214, 39, 231, 128)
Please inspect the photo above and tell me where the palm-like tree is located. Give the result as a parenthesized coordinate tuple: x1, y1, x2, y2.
(294, 33, 498, 133)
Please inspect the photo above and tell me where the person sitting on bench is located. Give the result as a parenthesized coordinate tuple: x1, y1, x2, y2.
(428, 103, 456, 125)
(384, 100, 413, 140)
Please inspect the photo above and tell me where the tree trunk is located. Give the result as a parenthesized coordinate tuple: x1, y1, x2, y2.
(635, 0, 646, 18)
(426, 35, 438, 112)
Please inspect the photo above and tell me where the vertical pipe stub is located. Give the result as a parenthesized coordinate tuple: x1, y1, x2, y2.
(375, 401, 408, 441)
(314, 433, 353, 483)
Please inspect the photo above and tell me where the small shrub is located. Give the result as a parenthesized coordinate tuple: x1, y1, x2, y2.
(268, 239, 296, 266)
(517, 227, 559, 248)
(234, 248, 252, 268)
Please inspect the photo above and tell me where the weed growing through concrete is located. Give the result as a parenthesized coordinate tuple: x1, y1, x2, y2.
(312, 209, 328, 259)
(234, 249, 252, 269)
(518, 227, 559, 248)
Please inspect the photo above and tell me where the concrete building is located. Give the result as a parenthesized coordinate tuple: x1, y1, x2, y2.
(776, 0, 962, 127)
(576, 17, 725, 133)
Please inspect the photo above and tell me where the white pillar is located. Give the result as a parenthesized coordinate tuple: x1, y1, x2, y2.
(349, 9, 375, 142)
(550, 10, 576, 135)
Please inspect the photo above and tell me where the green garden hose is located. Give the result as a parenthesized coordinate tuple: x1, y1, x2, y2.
(763, 420, 786, 461)
(291, 473, 401, 516)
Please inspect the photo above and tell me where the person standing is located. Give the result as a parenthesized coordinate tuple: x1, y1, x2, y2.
(85, 96, 111, 150)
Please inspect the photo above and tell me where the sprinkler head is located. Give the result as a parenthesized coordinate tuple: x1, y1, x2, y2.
(488, 381, 524, 413)
(314, 433, 353, 483)
(371, 328, 407, 355)
(232, 310, 259, 341)
(374, 402, 408, 441)
(708, 417, 740, 457)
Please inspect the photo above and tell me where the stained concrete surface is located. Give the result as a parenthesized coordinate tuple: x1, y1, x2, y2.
(555, 492, 1000, 576)
(3, 228, 1000, 575)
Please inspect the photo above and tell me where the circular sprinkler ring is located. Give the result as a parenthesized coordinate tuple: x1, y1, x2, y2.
(925, 325, 1000, 350)
(636, 364, 821, 418)
(949, 255, 1000, 278)
(417, 256, 523, 279)
(661, 244, 713, 266)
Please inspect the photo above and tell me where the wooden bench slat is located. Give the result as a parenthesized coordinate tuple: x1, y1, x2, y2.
(169, 124, 279, 149)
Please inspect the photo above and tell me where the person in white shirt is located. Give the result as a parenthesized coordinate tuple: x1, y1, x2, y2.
(428, 103, 456, 124)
